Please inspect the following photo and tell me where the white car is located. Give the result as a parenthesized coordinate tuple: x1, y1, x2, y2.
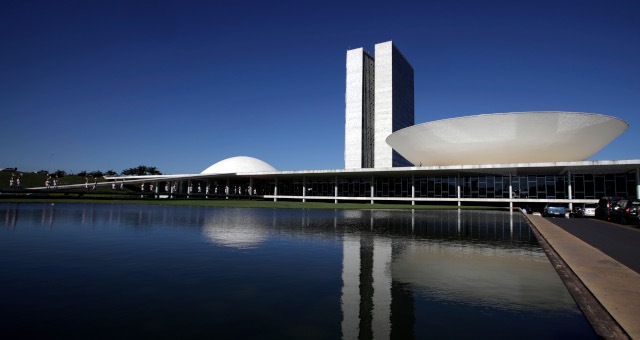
(577, 204, 597, 217)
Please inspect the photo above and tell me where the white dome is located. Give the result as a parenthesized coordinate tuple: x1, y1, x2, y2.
(386, 112, 628, 166)
(201, 156, 277, 174)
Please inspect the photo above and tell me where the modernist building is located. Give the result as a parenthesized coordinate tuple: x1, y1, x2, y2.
(44, 41, 640, 209)
(345, 41, 413, 169)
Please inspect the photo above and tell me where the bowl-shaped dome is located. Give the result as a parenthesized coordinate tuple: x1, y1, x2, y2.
(201, 156, 277, 174)
(386, 112, 628, 166)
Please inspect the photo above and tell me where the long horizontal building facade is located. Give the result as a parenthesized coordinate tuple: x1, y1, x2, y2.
(122, 159, 640, 209)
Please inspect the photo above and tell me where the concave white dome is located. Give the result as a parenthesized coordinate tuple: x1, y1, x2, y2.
(386, 111, 628, 166)
(201, 156, 277, 174)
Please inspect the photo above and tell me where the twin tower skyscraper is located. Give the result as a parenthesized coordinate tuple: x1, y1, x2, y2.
(345, 41, 414, 169)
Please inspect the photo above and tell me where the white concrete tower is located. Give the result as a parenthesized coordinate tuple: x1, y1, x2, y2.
(374, 41, 414, 168)
(345, 48, 375, 169)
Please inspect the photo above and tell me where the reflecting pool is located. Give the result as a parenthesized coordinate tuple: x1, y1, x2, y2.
(0, 203, 595, 339)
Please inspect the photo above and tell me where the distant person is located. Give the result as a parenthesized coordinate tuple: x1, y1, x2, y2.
(92, 180, 97, 190)
(141, 183, 145, 192)
(112, 182, 116, 190)
(45, 179, 51, 189)
(120, 181, 124, 190)
(206, 184, 210, 195)
(165, 184, 169, 192)
(53, 179, 58, 189)
(85, 177, 89, 190)
(198, 184, 202, 193)
(9, 177, 14, 188)
(150, 184, 154, 192)
(16, 177, 21, 189)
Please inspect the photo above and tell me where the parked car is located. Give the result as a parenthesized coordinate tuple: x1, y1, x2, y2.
(595, 197, 623, 220)
(543, 203, 569, 217)
(622, 200, 640, 226)
(610, 199, 640, 225)
(575, 203, 597, 218)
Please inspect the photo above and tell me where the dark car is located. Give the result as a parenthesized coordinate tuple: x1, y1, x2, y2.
(595, 197, 623, 220)
(611, 199, 640, 225)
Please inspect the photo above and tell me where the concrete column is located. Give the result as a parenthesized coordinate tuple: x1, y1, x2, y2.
(335, 176, 338, 204)
(249, 177, 254, 196)
(371, 176, 374, 205)
(567, 171, 573, 211)
(155, 181, 159, 199)
(187, 179, 191, 199)
(509, 174, 513, 209)
(170, 181, 174, 198)
(457, 174, 461, 207)
(302, 176, 306, 203)
(226, 178, 230, 200)
(411, 175, 415, 206)
(274, 178, 278, 202)
(636, 169, 640, 200)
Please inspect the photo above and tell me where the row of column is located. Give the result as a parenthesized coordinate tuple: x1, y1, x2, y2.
(273, 170, 640, 204)
(279, 174, 472, 205)
(143, 177, 259, 199)
(142, 168, 640, 203)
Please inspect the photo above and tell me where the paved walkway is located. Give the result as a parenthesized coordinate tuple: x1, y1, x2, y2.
(526, 215, 640, 339)
(542, 217, 640, 274)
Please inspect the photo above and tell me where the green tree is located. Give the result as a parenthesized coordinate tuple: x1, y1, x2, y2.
(89, 170, 104, 178)
(121, 165, 162, 176)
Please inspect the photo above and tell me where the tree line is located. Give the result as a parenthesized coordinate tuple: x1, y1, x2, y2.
(49, 165, 162, 178)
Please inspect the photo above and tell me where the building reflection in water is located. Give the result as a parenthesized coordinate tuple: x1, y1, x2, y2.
(337, 209, 564, 339)
(2, 204, 19, 229)
(341, 231, 412, 339)
(0, 203, 573, 338)
(202, 212, 268, 249)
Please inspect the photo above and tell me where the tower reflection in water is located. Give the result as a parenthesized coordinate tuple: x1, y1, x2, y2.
(337, 209, 569, 339)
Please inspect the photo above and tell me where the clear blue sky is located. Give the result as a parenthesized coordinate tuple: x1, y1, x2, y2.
(1, 0, 639, 174)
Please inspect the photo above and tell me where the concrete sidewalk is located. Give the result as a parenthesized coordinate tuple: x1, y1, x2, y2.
(526, 215, 640, 339)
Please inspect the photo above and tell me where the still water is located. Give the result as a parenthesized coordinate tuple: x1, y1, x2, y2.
(0, 203, 594, 339)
